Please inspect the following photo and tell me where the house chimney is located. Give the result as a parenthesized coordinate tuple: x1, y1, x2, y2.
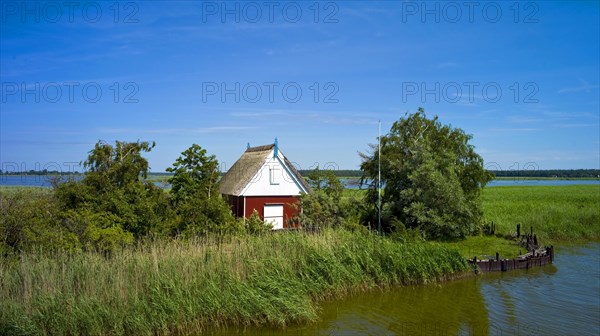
(247, 142, 250, 150)
(274, 137, 278, 158)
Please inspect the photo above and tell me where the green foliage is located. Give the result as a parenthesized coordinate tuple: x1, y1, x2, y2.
(53, 141, 173, 252)
(167, 144, 237, 236)
(246, 209, 272, 235)
(298, 168, 365, 230)
(61, 209, 134, 253)
(306, 167, 344, 197)
(342, 186, 600, 243)
(360, 108, 493, 240)
(167, 144, 220, 204)
(83, 140, 155, 189)
(1, 141, 247, 253)
(169, 195, 239, 236)
(299, 169, 363, 178)
(0, 229, 468, 335)
(0, 189, 80, 254)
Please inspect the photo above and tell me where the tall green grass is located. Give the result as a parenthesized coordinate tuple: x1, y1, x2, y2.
(0, 186, 50, 195)
(441, 235, 523, 260)
(482, 185, 600, 242)
(0, 230, 467, 335)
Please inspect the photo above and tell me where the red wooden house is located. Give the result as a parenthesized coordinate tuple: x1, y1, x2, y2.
(219, 140, 311, 229)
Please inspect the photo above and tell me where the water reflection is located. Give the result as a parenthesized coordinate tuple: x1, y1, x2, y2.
(225, 244, 599, 336)
(318, 278, 489, 335)
(248, 277, 489, 335)
(481, 244, 599, 336)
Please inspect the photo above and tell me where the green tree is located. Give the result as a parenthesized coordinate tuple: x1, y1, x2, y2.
(167, 144, 220, 204)
(55, 140, 171, 248)
(360, 108, 493, 240)
(245, 209, 272, 235)
(306, 167, 344, 198)
(297, 168, 363, 230)
(0, 190, 80, 255)
(167, 144, 238, 235)
(83, 140, 155, 190)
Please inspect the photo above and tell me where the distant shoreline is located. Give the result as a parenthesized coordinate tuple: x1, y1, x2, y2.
(1, 171, 599, 181)
(2, 174, 599, 180)
(493, 176, 600, 181)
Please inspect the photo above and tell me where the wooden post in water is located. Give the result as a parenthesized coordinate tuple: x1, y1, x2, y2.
(496, 252, 499, 261)
(517, 223, 521, 237)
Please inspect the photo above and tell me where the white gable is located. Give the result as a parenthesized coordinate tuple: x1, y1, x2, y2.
(240, 150, 308, 196)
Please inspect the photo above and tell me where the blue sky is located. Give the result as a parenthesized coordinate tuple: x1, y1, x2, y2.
(1, 1, 599, 173)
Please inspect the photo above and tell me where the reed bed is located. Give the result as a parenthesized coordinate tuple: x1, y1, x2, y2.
(0, 229, 467, 335)
(482, 185, 600, 242)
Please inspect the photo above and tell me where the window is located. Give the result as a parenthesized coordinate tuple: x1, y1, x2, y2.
(270, 167, 280, 185)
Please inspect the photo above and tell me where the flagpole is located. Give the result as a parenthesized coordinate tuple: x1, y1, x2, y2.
(378, 120, 381, 235)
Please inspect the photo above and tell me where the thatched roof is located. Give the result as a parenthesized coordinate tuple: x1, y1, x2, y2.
(219, 144, 310, 196)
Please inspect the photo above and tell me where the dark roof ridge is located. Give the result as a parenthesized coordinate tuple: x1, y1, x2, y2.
(246, 144, 275, 152)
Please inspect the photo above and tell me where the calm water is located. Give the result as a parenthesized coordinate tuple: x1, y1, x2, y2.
(227, 243, 599, 335)
(0, 175, 169, 188)
(1, 175, 599, 189)
(342, 178, 600, 189)
(0, 175, 82, 187)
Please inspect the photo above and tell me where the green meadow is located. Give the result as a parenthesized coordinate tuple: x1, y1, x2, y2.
(343, 185, 600, 258)
(481, 185, 600, 243)
(343, 185, 600, 242)
(0, 186, 51, 194)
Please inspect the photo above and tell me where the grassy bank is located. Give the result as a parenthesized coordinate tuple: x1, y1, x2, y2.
(342, 185, 599, 258)
(0, 230, 467, 335)
(344, 185, 600, 242)
(439, 185, 599, 259)
(482, 185, 600, 243)
(441, 236, 522, 260)
(0, 186, 50, 194)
